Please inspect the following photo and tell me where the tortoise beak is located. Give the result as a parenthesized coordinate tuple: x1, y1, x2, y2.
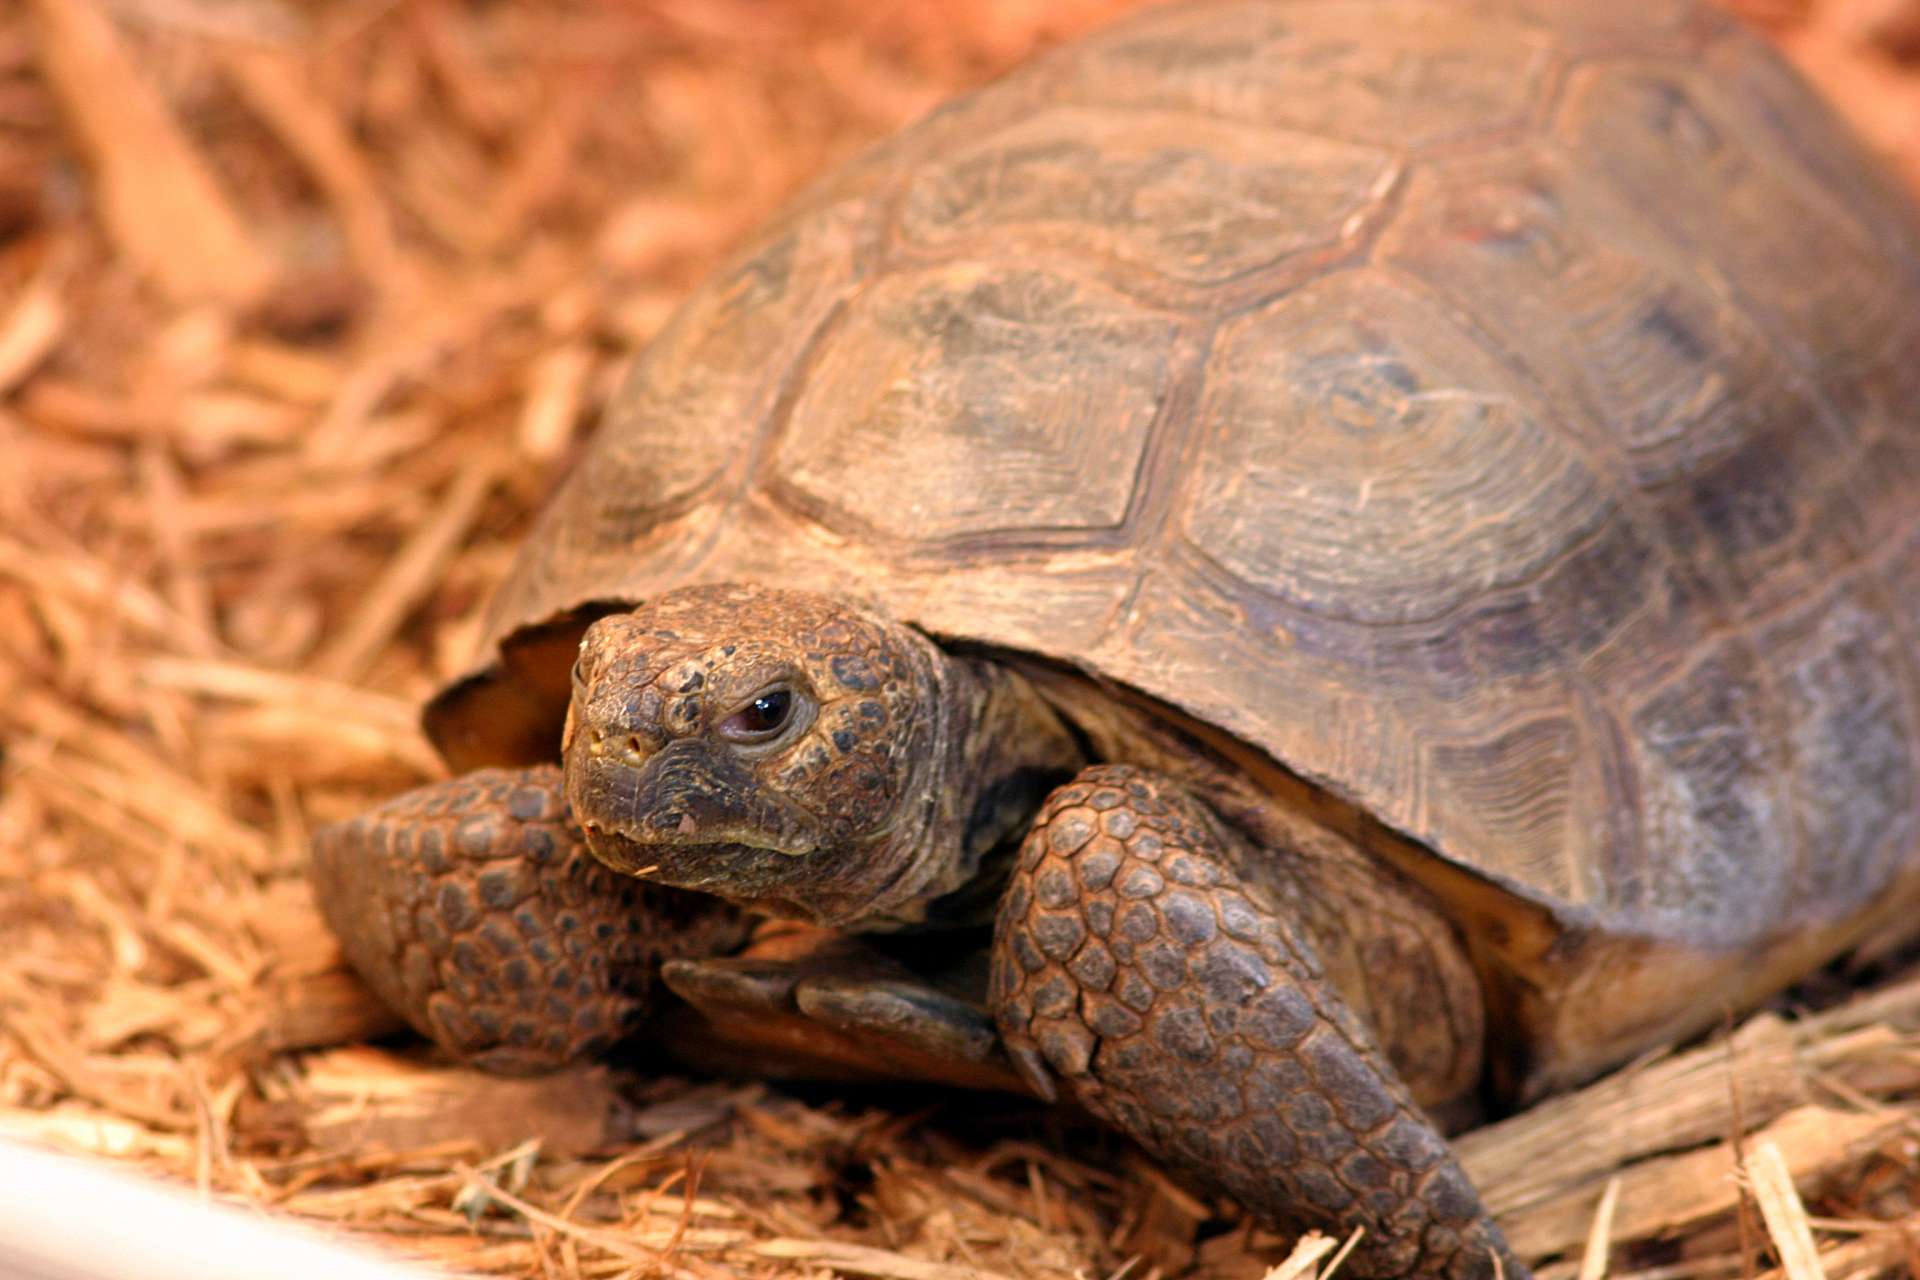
(565, 737, 818, 881)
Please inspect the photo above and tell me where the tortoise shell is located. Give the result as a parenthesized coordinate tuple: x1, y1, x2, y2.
(428, 0, 1920, 1045)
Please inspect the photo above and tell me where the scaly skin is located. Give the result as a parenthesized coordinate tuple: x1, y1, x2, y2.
(994, 765, 1520, 1280)
(311, 765, 748, 1074)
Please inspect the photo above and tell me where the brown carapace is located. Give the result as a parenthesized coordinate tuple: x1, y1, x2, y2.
(311, 1, 1920, 1276)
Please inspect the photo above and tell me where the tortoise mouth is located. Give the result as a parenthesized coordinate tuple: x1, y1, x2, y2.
(566, 734, 822, 875)
(582, 823, 822, 896)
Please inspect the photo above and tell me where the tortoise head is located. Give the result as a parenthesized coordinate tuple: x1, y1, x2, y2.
(563, 584, 962, 927)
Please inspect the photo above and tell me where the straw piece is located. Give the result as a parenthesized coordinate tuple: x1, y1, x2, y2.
(0, 1107, 191, 1161)
(0, 534, 198, 645)
(140, 656, 430, 746)
(138, 443, 221, 657)
(176, 654, 439, 777)
(479, 73, 601, 252)
(10, 687, 273, 870)
(1753, 1210, 1920, 1280)
(2, 1000, 192, 1132)
(1321, 1228, 1365, 1279)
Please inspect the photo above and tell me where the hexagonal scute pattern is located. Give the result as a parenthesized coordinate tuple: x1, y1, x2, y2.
(773, 265, 1177, 547)
(1180, 269, 1615, 630)
(581, 205, 865, 532)
(896, 106, 1393, 286)
(992, 765, 1517, 1280)
(1043, 0, 1556, 149)
(310, 765, 749, 1075)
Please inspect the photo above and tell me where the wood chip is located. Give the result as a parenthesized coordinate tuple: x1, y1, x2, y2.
(218, 43, 400, 284)
(1578, 1178, 1622, 1280)
(1262, 1232, 1336, 1280)
(1499, 1106, 1910, 1260)
(1458, 1014, 1908, 1218)
(517, 344, 595, 463)
(1747, 1142, 1828, 1280)
(299, 1049, 631, 1162)
(751, 1238, 1016, 1280)
(311, 455, 498, 682)
(1754, 1210, 1920, 1280)
(0, 263, 65, 394)
(26, 0, 271, 303)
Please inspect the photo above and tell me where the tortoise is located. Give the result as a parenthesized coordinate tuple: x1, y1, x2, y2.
(309, 0, 1920, 1275)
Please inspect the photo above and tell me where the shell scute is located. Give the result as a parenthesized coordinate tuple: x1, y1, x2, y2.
(1625, 641, 1788, 942)
(1555, 59, 1918, 436)
(1760, 587, 1919, 909)
(1049, 1, 1555, 150)
(1179, 270, 1612, 631)
(772, 266, 1178, 548)
(897, 106, 1393, 286)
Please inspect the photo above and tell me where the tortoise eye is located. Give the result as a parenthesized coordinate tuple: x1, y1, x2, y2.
(719, 688, 798, 744)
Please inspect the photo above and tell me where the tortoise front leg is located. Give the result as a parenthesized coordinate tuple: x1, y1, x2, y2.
(311, 765, 749, 1075)
(991, 765, 1520, 1280)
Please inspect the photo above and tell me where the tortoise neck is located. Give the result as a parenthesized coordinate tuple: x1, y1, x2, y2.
(860, 639, 1085, 930)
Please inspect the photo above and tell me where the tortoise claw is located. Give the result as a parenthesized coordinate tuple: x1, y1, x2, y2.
(793, 974, 998, 1064)
(660, 935, 1033, 1095)
(1004, 1041, 1059, 1104)
(660, 954, 808, 1016)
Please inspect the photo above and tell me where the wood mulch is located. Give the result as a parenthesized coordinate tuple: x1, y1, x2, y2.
(3, 1, 1919, 1278)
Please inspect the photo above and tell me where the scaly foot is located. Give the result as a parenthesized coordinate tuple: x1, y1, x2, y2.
(993, 764, 1522, 1280)
(311, 764, 748, 1074)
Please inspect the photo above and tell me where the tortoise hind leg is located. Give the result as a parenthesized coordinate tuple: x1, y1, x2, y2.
(991, 764, 1521, 1280)
(311, 764, 748, 1074)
